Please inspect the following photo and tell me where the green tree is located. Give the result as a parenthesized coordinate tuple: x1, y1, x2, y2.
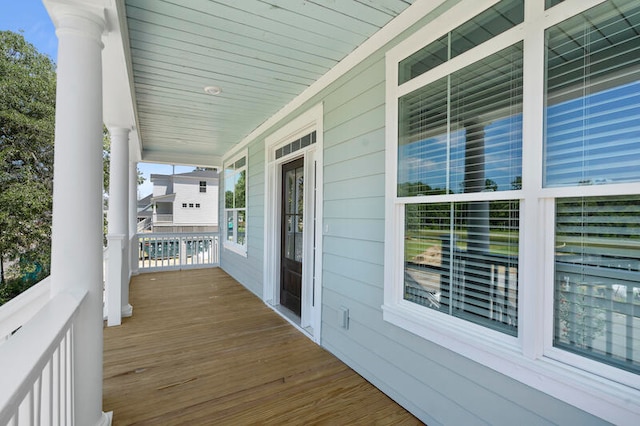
(0, 31, 56, 286)
(103, 127, 110, 194)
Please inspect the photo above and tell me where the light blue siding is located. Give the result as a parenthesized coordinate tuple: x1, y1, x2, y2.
(218, 2, 609, 424)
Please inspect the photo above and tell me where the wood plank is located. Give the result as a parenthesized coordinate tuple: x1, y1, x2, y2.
(126, 0, 356, 58)
(354, 0, 418, 16)
(103, 268, 421, 425)
(256, 0, 387, 33)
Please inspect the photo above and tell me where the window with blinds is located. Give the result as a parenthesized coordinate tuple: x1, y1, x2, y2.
(387, 0, 640, 412)
(405, 201, 519, 335)
(544, 0, 640, 187)
(224, 155, 247, 248)
(398, 0, 524, 85)
(554, 196, 640, 373)
(398, 43, 523, 196)
(547, 0, 640, 373)
(398, 41, 522, 335)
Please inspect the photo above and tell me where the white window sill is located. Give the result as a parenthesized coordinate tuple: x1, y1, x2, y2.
(382, 302, 640, 425)
(223, 241, 247, 258)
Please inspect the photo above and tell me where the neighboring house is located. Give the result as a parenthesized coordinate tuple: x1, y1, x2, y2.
(5, 1, 638, 425)
(137, 170, 219, 233)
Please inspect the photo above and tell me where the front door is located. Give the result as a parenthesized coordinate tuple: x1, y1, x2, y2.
(280, 157, 304, 316)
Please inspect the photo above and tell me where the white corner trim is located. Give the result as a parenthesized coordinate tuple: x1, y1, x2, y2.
(224, 0, 448, 158)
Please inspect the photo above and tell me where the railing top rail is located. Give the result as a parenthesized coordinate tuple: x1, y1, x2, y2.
(137, 232, 220, 238)
(0, 277, 51, 339)
(0, 289, 87, 423)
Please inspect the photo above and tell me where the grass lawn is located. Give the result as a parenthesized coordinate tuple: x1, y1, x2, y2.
(405, 229, 518, 261)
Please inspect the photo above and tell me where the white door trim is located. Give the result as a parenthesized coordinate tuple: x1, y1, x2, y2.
(264, 103, 324, 344)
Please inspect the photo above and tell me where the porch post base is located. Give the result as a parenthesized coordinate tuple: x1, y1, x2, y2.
(122, 303, 133, 318)
(97, 411, 113, 426)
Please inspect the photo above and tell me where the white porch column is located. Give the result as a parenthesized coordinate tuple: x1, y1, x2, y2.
(106, 127, 131, 326)
(49, 8, 110, 426)
(129, 160, 139, 276)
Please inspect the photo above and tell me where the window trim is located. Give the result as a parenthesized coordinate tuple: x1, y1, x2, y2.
(222, 149, 248, 257)
(384, 0, 639, 423)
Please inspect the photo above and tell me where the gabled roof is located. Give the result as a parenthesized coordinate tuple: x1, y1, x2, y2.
(137, 193, 152, 208)
(151, 193, 176, 203)
(150, 170, 218, 183)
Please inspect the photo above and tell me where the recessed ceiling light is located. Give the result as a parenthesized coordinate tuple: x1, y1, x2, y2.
(204, 86, 222, 95)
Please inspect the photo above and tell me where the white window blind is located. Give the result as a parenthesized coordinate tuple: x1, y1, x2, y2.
(548, 0, 640, 375)
(405, 201, 519, 335)
(398, 43, 523, 196)
(554, 196, 640, 373)
(399, 41, 523, 335)
(544, 0, 640, 187)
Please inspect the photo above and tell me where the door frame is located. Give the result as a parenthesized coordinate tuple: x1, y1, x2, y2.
(264, 103, 323, 343)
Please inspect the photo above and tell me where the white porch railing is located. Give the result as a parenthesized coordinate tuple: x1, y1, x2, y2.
(153, 214, 173, 223)
(0, 277, 51, 345)
(137, 232, 220, 272)
(0, 288, 87, 425)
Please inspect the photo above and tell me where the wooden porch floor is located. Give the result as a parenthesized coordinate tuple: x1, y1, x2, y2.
(103, 268, 421, 425)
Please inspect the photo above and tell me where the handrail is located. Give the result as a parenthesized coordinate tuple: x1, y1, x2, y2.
(0, 277, 51, 344)
(136, 217, 151, 233)
(0, 288, 87, 425)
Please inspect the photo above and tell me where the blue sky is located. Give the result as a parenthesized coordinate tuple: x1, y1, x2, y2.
(0, 0, 57, 60)
(0, 0, 194, 198)
(399, 115, 523, 193)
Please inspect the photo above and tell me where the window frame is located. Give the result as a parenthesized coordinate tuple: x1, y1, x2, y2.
(222, 150, 248, 257)
(384, 0, 639, 423)
(199, 180, 207, 193)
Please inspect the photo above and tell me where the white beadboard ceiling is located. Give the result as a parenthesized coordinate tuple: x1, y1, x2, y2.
(124, 0, 416, 166)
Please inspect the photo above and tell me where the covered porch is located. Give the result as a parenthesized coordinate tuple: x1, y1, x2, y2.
(4, 0, 639, 424)
(103, 268, 419, 425)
